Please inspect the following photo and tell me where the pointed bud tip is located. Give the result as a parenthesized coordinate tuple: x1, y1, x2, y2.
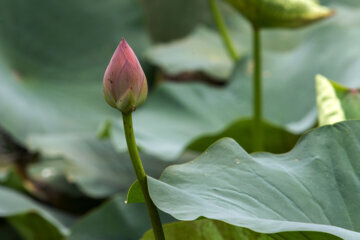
(103, 39, 148, 113)
(119, 38, 129, 48)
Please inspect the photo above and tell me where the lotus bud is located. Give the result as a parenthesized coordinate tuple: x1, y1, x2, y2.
(103, 39, 148, 113)
(224, 0, 334, 29)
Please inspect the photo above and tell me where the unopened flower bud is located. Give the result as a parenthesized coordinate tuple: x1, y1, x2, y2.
(224, 0, 334, 29)
(103, 39, 148, 113)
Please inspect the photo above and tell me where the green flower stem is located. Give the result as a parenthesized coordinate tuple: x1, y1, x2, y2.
(122, 113, 165, 240)
(252, 27, 263, 151)
(208, 0, 238, 60)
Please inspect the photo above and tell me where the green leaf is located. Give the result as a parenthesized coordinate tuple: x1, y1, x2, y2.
(9, 212, 64, 240)
(0, 167, 26, 193)
(126, 180, 145, 204)
(316, 75, 360, 126)
(68, 195, 174, 240)
(68, 195, 149, 240)
(142, 219, 341, 240)
(188, 118, 299, 154)
(146, 121, 360, 239)
(96, 119, 113, 139)
(224, 0, 334, 28)
(0, 186, 72, 239)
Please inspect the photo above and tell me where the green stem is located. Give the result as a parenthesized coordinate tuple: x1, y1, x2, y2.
(122, 113, 165, 240)
(252, 26, 263, 152)
(208, 0, 238, 61)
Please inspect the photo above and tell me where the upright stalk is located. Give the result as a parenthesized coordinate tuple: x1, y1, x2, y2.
(122, 113, 165, 240)
(208, 0, 238, 60)
(252, 27, 263, 151)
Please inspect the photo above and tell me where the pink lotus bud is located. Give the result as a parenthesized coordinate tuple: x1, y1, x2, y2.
(103, 39, 148, 113)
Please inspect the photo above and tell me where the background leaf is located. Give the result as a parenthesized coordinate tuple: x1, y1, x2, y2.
(188, 118, 299, 154)
(9, 212, 64, 240)
(28, 134, 173, 198)
(0, 185, 73, 239)
(68, 195, 174, 240)
(146, 27, 242, 81)
(0, 0, 149, 150)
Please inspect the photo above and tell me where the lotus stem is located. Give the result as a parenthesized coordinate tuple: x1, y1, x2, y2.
(122, 112, 165, 240)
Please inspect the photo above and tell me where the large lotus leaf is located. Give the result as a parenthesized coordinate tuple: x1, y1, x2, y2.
(316, 75, 360, 126)
(68, 195, 174, 240)
(146, 121, 360, 240)
(0, 185, 72, 239)
(142, 219, 341, 240)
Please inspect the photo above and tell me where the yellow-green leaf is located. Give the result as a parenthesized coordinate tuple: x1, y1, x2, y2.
(316, 75, 360, 126)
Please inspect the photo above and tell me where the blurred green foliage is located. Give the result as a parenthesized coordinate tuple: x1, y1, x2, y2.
(0, 0, 360, 239)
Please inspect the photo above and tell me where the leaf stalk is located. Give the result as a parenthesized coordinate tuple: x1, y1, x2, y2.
(208, 0, 238, 60)
(252, 26, 263, 151)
